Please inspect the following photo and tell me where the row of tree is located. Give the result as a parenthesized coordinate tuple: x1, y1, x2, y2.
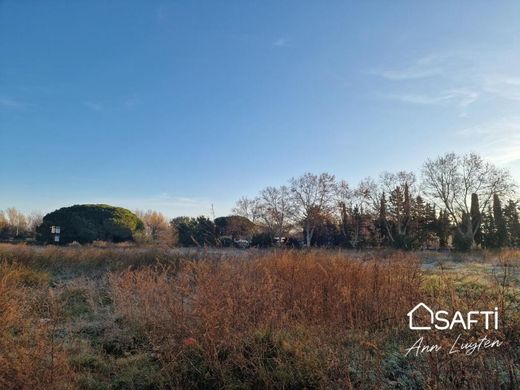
(2, 152, 518, 251)
(0, 208, 42, 240)
(231, 152, 518, 250)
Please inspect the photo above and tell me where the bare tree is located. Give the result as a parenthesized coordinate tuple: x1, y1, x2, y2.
(356, 171, 416, 213)
(5, 207, 27, 237)
(355, 177, 381, 213)
(232, 197, 261, 224)
(290, 172, 338, 247)
(258, 185, 293, 240)
(27, 211, 43, 235)
(0, 211, 7, 230)
(422, 152, 514, 245)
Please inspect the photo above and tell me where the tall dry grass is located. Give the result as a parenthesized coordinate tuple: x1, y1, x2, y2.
(0, 262, 76, 389)
(0, 245, 518, 388)
(110, 251, 423, 388)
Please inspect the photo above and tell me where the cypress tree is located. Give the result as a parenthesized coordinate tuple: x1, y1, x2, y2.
(377, 192, 390, 246)
(470, 193, 482, 247)
(493, 194, 509, 248)
(437, 209, 451, 248)
(481, 206, 496, 248)
(504, 200, 520, 248)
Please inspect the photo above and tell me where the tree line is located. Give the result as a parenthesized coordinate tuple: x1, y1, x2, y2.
(2, 152, 518, 251)
(135, 152, 519, 251)
(0, 208, 42, 241)
(231, 152, 518, 251)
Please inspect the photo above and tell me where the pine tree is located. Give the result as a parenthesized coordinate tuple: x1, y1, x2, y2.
(376, 192, 390, 246)
(504, 200, 520, 247)
(339, 201, 350, 247)
(481, 206, 496, 248)
(493, 193, 509, 248)
(437, 210, 451, 248)
(470, 193, 482, 247)
(413, 195, 427, 246)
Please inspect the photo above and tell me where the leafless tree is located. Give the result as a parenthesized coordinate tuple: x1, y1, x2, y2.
(232, 197, 261, 224)
(422, 152, 514, 243)
(290, 172, 338, 247)
(257, 185, 293, 239)
(27, 211, 43, 234)
(5, 207, 27, 237)
(0, 211, 7, 231)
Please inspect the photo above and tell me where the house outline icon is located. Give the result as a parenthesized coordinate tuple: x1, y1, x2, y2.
(407, 302, 434, 330)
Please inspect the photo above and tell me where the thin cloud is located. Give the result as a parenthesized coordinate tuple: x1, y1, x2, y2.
(0, 97, 23, 109)
(482, 74, 520, 101)
(273, 37, 290, 48)
(102, 193, 214, 218)
(371, 54, 447, 80)
(455, 118, 520, 166)
(383, 88, 479, 108)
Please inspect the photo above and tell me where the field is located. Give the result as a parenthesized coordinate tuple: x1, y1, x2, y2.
(0, 244, 519, 389)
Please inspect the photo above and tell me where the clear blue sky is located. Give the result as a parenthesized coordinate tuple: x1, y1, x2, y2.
(1, 1, 520, 217)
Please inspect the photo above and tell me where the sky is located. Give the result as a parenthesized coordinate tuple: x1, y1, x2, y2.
(1, 1, 520, 218)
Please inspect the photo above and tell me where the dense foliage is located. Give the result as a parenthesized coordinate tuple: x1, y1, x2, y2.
(36, 204, 144, 244)
(214, 215, 256, 239)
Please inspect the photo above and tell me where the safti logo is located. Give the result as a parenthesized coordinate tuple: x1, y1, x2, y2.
(405, 303, 504, 356)
(407, 303, 499, 331)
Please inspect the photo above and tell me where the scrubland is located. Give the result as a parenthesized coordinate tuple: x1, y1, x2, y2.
(0, 244, 518, 389)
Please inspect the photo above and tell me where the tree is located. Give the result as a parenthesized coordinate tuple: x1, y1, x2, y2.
(170, 216, 217, 247)
(171, 217, 198, 247)
(27, 211, 43, 236)
(470, 193, 482, 247)
(232, 197, 261, 224)
(194, 216, 218, 246)
(257, 185, 293, 240)
(37, 204, 144, 244)
(310, 210, 341, 247)
(375, 192, 389, 246)
(412, 196, 428, 247)
(0, 211, 8, 238)
(5, 208, 27, 237)
(363, 171, 417, 248)
(437, 209, 451, 248)
(214, 215, 256, 240)
(504, 200, 520, 247)
(481, 206, 496, 248)
(290, 173, 338, 247)
(422, 153, 513, 249)
(493, 194, 509, 248)
(136, 210, 172, 245)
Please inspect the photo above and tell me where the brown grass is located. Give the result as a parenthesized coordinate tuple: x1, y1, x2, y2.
(109, 251, 421, 388)
(0, 245, 518, 389)
(0, 262, 76, 389)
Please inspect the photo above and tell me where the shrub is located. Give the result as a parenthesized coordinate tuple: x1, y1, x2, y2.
(453, 230, 474, 251)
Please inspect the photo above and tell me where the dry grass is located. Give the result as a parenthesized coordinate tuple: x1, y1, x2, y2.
(0, 244, 518, 389)
(0, 262, 76, 389)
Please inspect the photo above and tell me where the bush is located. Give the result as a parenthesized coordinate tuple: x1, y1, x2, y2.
(251, 232, 273, 247)
(453, 230, 474, 251)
